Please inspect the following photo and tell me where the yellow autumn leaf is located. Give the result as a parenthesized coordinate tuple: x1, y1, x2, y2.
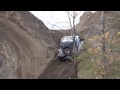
(110, 57, 113, 61)
(97, 47, 100, 50)
(102, 66, 105, 69)
(101, 71, 104, 75)
(94, 71, 97, 74)
(88, 48, 92, 52)
(89, 38, 93, 41)
(95, 48, 98, 53)
(94, 36, 100, 39)
(105, 32, 110, 37)
(117, 32, 120, 35)
(6, 53, 9, 59)
(12, 58, 14, 61)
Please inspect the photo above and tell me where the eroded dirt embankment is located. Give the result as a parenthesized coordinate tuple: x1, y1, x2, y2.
(0, 11, 56, 79)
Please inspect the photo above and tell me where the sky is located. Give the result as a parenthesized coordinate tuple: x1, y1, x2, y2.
(30, 11, 95, 30)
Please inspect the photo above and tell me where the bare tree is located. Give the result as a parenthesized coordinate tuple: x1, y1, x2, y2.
(101, 11, 106, 55)
(67, 11, 80, 79)
(101, 11, 111, 78)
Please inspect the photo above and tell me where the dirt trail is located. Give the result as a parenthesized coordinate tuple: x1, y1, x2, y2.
(39, 58, 76, 79)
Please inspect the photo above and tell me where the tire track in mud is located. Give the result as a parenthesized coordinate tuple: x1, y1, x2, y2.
(0, 18, 34, 78)
(39, 57, 76, 79)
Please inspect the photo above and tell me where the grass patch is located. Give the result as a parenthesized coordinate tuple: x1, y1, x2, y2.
(77, 58, 97, 79)
(108, 60, 120, 79)
(77, 42, 97, 79)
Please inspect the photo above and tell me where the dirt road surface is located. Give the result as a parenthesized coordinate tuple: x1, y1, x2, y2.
(39, 58, 76, 79)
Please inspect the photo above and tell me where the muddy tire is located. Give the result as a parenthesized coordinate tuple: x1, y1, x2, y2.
(63, 47, 72, 56)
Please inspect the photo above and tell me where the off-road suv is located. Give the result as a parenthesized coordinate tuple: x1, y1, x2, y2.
(58, 35, 84, 60)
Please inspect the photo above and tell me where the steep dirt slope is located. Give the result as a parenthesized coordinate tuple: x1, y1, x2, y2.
(0, 11, 56, 79)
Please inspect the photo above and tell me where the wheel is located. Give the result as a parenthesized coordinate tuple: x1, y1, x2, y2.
(63, 47, 72, 56)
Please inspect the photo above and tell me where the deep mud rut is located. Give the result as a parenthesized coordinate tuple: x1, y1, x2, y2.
(39, 58, 76, 79)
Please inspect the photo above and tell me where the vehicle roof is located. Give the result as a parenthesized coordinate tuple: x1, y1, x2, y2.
(61, 35, 79, 42)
